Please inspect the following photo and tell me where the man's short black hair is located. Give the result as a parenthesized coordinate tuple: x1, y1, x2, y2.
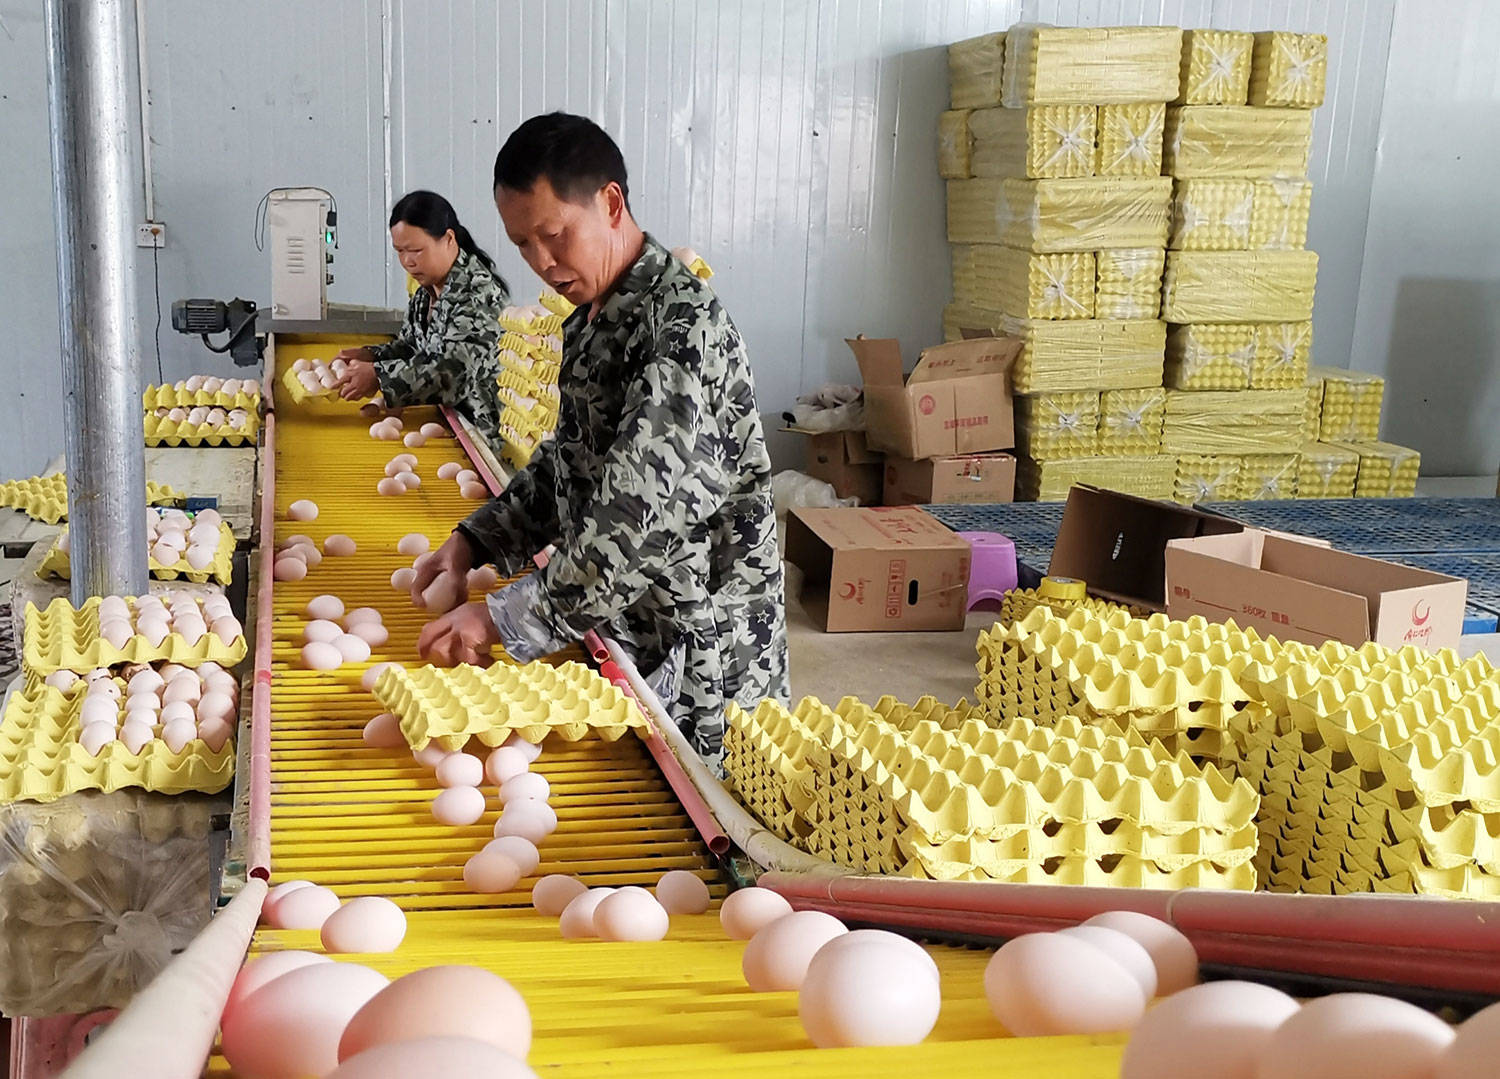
(493, 112, 630, 209)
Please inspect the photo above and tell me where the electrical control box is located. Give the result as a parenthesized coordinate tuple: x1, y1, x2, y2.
(268, 188, 334, 320)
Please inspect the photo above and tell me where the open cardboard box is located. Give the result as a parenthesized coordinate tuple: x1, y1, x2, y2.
(846, 335, 1019, 460)
(884, 452, 1016, 506)
(783, 506, 971, 632)
(1165, 530, 1468, 651)
(792, 427, 883, 505)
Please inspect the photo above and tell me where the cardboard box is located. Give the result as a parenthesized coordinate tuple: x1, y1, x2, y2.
(884, 453, 1016, 506)
(1165, 530, 1468, 651)
(1049, 485, 1243, 608)
(847, 335, 1019, 460)
(799, 429, 883, 505)
(784, 506, 972, 632)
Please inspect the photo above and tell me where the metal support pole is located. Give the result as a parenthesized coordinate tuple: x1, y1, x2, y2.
(44, 0, 149, 603)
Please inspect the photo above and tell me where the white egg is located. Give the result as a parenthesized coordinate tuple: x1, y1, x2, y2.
(303, 619, 343, 644)
(390, 567, 417, 590)
(287, 500, 319, 522)
(324, 534, 357, 557)
(99, 596, 129, 618)
(82, 667, 112, 683)
(80, 695, 119, 727)
(420, 422, 447, 439)
(205, 671, 239, 698)
(100, 619, 133, 649)
(86, 677, 121, 700)
(162, 676, 202, 705)
(160, 509, 190, 527)
(120, 721, 154, 755)
(125, 695, 159, 719)
(136, 617, 170, 646)
(174, 616, 207, 645)
(198, 716, 232, 752)
(397, 533, 431, 557)
(459, 482, 489, 500)
(187, 407, 210, 426)
(274, 558, 307, 582)
(185, 544, 216, 571)
(397, 471, 421, 490)
(403, 432, 426, 448)
(150, 542, 181, 566)
(384, 458, 413, 477)
(160, 699, 196, 726)
(301, 641, 343, 670)
(45, 670, 81, 691)
(203, 376, 224, 394)
(197, 691, 236, 723)
(185, 375, 205, 392)
(376, 477, 405, 496)
(221, 378, 242, 395)
(79, 723, 117, 756)
(188, 522, 219, 545)
(206, 408, 227, 426)
(333, 634, 372, 664)
(436, 462, 462, 480)
(455, 470, 479, 486)
(343, 607, 382, 627)
(127, 668, 165, 696)
(394, 453, 419, 469)
(161, 718, 197, 753)
(348, 621, 389, 648)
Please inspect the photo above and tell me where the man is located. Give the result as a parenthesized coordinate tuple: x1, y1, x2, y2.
(414, 112, 789, 767)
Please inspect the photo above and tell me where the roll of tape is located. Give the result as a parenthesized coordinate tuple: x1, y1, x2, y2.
(1038, 575, 1087, 602)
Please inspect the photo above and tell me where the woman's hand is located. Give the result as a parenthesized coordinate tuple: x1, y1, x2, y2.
(417, 601, 501, 666)
(335, 358, 380, 400)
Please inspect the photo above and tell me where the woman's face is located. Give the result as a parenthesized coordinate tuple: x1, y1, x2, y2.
(390, 222, 458, 288)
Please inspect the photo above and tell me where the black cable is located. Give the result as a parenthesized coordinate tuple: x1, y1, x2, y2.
(151, 241, 164, 383)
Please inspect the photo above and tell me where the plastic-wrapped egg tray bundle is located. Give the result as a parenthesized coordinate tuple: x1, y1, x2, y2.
(1017, 454, 1177, 502)
(0, 472, 183, 526)
(1161, 389, 1304, 456)
(1097, 388, 1167, 456)
(0, 659, 238, 801)
(1248, 31, 1328, 109)
(281, 355, 368, 404)
(951, 245, 1095, 319)
(1340, 440, 1422, 498)
(1235, 453, 1300, 500)
(1004, 316, 1165, 395)
(1176, 29, 1253, 105)
(39, 506, 234, 584)
(1169, 179, 1254, 251)
(1174, 454, 1242, 505)
(1094, 247, 1166, 319)
(1164, 323, 1254, 390)
(1314, 366, 1385, 442)
(23, 593, 247, 674)
(372, 660, 645, 750)
(1250, 322, 1312, 389)
(1297, 442, 1360, 499)
(1095, 103, 1165, 178)
(998, 25, 1182, 108)
(144, 402, 259, 447)
(0, 791, 215, 1015)
(1014, 392, 1100, 460)
(964, 104, 1097, 179)
(1161, 250, 1318, 324)
(1163, 106, 1314, 179)
(946, 177, 1172, 251)
(143, 375, 259, 411)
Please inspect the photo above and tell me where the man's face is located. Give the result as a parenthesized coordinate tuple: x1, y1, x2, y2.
(495, 176, 623, 307)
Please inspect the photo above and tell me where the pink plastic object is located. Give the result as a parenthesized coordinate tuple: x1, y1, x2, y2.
(957, 531, 1018, 609)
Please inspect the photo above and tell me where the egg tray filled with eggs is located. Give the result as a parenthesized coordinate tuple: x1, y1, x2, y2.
(498, 347, 562, 389)
(496, 383, 559, 427)
(39, 507, 236, 585)
(143, 375, 261, 412)
(282, 356, 371, 405)
(371, 660, 646, 751)
(144, 403, 260, 447)
(22, 593, 247, 674)
(498, 303, 566, 338)
(0, 472, 184, 526)
(0, 667, 237, 802)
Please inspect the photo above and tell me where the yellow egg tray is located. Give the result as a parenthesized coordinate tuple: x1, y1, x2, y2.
(995, 586, 1135, 627)
(1249, 31, 1328, 108)
(0, 473, 183, 525)
(22, 596, 247, 675)
(143, 382, 261, 412)
(1250, 322, 1312, 389)
(1175, 454, 1242, 504)
(0, 687, 233, 803)
(1016, 453, 1177, 502)
(1093, 247, 1165, 319)
(498, 351, 561, 387)
(947, 177, 1172, 252)
(937, 108, 972, 179)
(278, 366, 362, 406)
(966, 104, 1097, 179)
(144, 410, 259, 447)
(1177, 29, 1253, 105)
(1097, 387, 1167, 456)
(1302, 371, 1325, 438)
(951, 245, 1095, 319)
(1326, 440, 1422, 498)
(1313, 367, 1385, 442)
(1297, 441, 1360, 498)
(1164, 105, 1315, 179)
(1250, 178, 1313, 250)
(1014, 391, 1100, 459)
(39, 517, 235, 585)
(947, 30, 1005, 109)
(1162, 249, 1319, 324)
(1169, 178, 1254, 251)
(1236, 453, 1300, 500)
(902, 852, 1256, 890)
(1164, 322, 1255, 390)
(1095, 103, 1165, 177)
(1000, 25, 1182, 108)
(1003, 316, 1165, 395)
(871, 694, 982, 733)
(498, 305, 564, 337)
(373, 660, 645, 750)
(537, 290, 576, 317)
(496, 384, 559, 424)
(1161, 389, 1305, 456)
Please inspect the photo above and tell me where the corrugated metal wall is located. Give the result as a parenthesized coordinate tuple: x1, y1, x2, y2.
(0, 0, 1493, 481)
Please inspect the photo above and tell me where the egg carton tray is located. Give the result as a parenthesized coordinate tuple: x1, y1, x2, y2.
(39, 519, 234, 585)
(498, 307, 565, 337)
(143, 383, 261, 411)
(898, 827, 1258, 879)
(870, 694, 983, 732)
(144, 412, 259, 448)
(0, 474, 184, 526)
(901, 852, 1256, 890)
(0, 688, 233, 803)
(279, 366, 372, 406)
(374, 660, 645, 750)
(724, 697, 847, 817)
(537, 290, 576, 318)
(22, 597, 247, 675)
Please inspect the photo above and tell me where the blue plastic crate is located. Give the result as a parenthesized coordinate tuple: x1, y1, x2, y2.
(1203, 498, 1500, 556)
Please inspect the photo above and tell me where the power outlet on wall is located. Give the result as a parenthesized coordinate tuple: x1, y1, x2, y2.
(135, 222, 166, 248)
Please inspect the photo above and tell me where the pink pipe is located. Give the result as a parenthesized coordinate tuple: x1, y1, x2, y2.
(583, 630, 731, 856)
(440, 406, 503, 495)
(246, 410, 276, 880)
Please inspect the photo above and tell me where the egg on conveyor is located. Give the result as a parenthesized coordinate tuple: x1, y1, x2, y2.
(431, 786, 487, 827)
(1253, 993, 1454, 1079)
(742, 910, 847, 992)
(320, 896, 407, 955)
(301, 641, 343, 670)
(1119, 980, 1300, 1079)
(218, 960, 389, 1079)
(719, 886, 792, 940)
(287, 499, 319, 521)
(397, 471, 421, 490)
(594, 889, 669, 942)
(983, 931, 1147, 1037)
(493, 800, 556, 845)
(499, 772, 549, 805)
(348, 621, 389, 648)
(335, 965, 532, 1063)
(558, 888, 614, 939)
(531, 874, 587, 917)
(376, 477, 405, 496)
(463, 850, 522, 894)
(361, 712, 406, 749)
(437, 462, 462, 480)
(305, 594, 345, 621)
(485, 836, 540, 876)
(655, 870, 711, 916)
(302, 619, 342, 643)
(435, 753, 484, 788)
(324, 534, 357, 557)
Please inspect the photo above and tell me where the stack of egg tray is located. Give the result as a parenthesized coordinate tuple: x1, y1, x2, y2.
(974, 605, 1281, 769)
(144, 408, 259, 448)
(537, 289, 576, 318)
(1004, 316, 1165, 394)
(1250, 322, 1312, 389)
(1164, 323, 1254, 390)
(1095, 103, 1166, 177)
(1168, 179, 1254, 251)
(1014, 392, 1100, 459)
(946, 177, 1172, 251)
(1095, 247, 1166, 319)
(1301, 370, 1325, 439)
(38, 510, 235, 585)
(1161, 250, 1318, 324)
(0, 474, 182, 526)
(1339, 441, 1422, 498)
(372, 661, 646, 750)
(1314, 367, 1385, 442)
(997, 586, 1136, 627)
(1297, 442, 1361, 499)
(950, 246, 1095, 318)
(1250, 178, 1314, 250)
(723, 697, 842, 844)
(142, 381, 260, 412)
(1163, 106, 1314, 179)
(965, 105, 1096, 179)
(498, 304, 565, 338)
(1000, 25, 1182, 108)
(1161, 388, 1304, 455)
(22, 596, 247, 674)
(1097, 388, 1167, 455)
(1236, 453, 1300, 500)
(937, 108, 973, 178)
(1177, 29, 1254, 106)
(1017, 454, 1176, 502)
(1174, 454, 1242, 505)
(1232, 645, 1500, 898)
(1249, 32, 1328, 109)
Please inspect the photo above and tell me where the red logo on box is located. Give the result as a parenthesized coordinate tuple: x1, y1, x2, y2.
(1412, 600, 1431, 626)
(918, 395, 936, 415)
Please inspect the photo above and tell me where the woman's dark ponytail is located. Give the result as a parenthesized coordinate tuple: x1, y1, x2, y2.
(389, 190, 506, 291)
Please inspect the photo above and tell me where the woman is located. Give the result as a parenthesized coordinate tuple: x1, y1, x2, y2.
(334, 191, 508, 442)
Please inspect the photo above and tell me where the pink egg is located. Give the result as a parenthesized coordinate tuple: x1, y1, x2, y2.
(1255, 993, 1453, 1079)
(376, 477, 405, 496)
(436, 462, 462, 480)
(295, 544, 324, 569)
(162, 676, 202, 705)
(391, 567, 417, 590)
(302, 641, 343, 670)
(742, 910, 847, 992)
(432, 786, 487, 826)
(173, 616, 208, 646)
(431, 752, 482, 788)
(337, 965, 531, 1063)
(150, 541, 180, 566)
(162, 718, 197, 753)
(459, 482, 489, 500)
(287, 499, 319, 521)
(362, 712, 406, 749)
(361, 662, 398, 692)
(558, 888, 616, 939)
(720, 887, 793, 940)
(136, 616, 170, 646)
(384, 457, 413, 477)
(397, 471, 421, 490)
(274, 557, 308, 582)
(463, 851, 523, 894)
(196, 690, 236, 723)
(220, 962, 389, 1079)
(1120, 981, 1300, 1079)
(79, 722, 116, 756)
(211, 616, 242, 645)
(413, 743, 450, 769)
(281, 533, 316, 551)
(306, 595, 345, 620)
(198, 717, 232, 752)
(333, 633, 372, 664)
(100, 619, 133, 648)
(1084, 910, 1199, 997)
(655, 870, 711, 915)
(494, 800, 557, 844)
(185, 544, 217, 571)
(485, 746, 529, 785)
(120, 721, 154, 754)
(160, 699, 196, 726)
(328, 1037, 537, 1079)
(455, 469, 478, 485)
(467, 565, 501, 591)
(261, 880, 316, 924)
(531, 875, 588, 917)
(485, 836, 540, 876)
(324, 534, 357, 557)
(419, 573, 466, 613)
(368, 422, 389, 439)
(348, 621, 389, 648)
(80, 694, 119, 727)
(270, 884, 342, 930)
(397, 533, 431, 557)
(1438, 1000, 1500, 1079)
(984, 932, 1146, 1037)
(503, 733, 544, 762)
(85, 678, 120, 701)
(321, 897, 407, 954)
(499, 772, 549, 805)
(344, 606, 383, 627)
(1057, 925, 1158, 999)
(595, 889, 670, 942)
(45, 670, 81, 691)
(403, 431, 426, 447)
(225, 951, 331, 1022)
(799, 932, 942, 1049)
(420, 422, 447, 439)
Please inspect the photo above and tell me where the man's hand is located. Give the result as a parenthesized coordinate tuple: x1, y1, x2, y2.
(335, 357, 380, 400)
(417, 601, 501, 666)
(412, 531, 475, 609)
(333, 346, 375, 365)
